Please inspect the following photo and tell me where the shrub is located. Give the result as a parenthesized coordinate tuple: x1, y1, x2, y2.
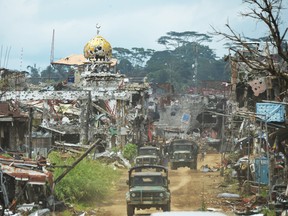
(122, 143, 137, 161)
(48, 151, 120, 204)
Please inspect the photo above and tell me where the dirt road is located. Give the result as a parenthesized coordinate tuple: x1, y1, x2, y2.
(96, 153, 228, 216)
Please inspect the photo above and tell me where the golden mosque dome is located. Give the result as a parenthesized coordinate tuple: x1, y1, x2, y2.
(83, 35, 112, 61)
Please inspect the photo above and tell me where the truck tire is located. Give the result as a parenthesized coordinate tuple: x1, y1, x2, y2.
(127, 204, 134, 216)
(170, 162, 176, 170)
(162, 202, 171, 211)
(194, 161, 197, 170)
(190, 162, 197, 170)
(0, 205, 4, 216)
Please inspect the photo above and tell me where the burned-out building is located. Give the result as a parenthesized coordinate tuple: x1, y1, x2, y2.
(225, 41, 288, 191)
(226, 42, 288, 153)
(0, 69, 29, 152)
(0, 68, 28, 91)
(0, 102, 28, 151)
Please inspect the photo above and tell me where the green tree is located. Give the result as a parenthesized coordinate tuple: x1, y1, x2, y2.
(113, 47, 132, 61)
(117, 59, 133, 74)
(27, 64, 41, 84)
(40, 65, 56, 82)
(113, 47, 154, 75)
(131, 47, 155, 68)
(157, 31, 212, 50)
(123, 143, 137, 162)
(146, 37, 229, 92)
(40, 64, 69, 83)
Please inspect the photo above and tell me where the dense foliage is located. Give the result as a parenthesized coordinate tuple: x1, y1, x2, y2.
(27, 30, 230, 93)
(145, 42, 228, 91)
(27, 64, 72, 85)
(48, 151, 120, 204)
(122, 143, 138, 162)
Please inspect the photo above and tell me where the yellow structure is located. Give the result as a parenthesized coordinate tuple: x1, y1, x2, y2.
(83, 35, 112, 61)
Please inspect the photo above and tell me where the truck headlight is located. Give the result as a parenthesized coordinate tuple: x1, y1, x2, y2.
(131, 193, 136, 198)
(159, 193, 164, 197)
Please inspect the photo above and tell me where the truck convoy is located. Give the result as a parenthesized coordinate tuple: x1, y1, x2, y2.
(168, 139, 199, 170)
(126, 165, 171, 216)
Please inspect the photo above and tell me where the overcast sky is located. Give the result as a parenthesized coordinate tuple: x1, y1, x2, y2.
(0, 0, 287, 71)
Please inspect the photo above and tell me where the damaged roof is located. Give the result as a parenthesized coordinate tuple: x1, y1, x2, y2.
(52, 54, 89, 66)
(1, 163, 53, 185)
(52, 54, 118, 67)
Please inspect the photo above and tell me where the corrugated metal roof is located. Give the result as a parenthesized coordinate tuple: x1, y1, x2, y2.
(1, 164, 49, 185)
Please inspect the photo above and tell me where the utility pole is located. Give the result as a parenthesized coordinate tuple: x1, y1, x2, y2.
(49, 29, 55, 82)
(85, 91, 91, 144)
(194, 56, 198, 94)
(50, 29, 55, 64)
(28, 107, 33, 158)
(54, 139, 102, 185)
(19, 48, 23, 71)
(192, 44, 198, 94)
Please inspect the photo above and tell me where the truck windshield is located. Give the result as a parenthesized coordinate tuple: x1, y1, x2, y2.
(173, 145, 191, 151)
(133, 176, 163, 186)
(139, 149, 158, 156)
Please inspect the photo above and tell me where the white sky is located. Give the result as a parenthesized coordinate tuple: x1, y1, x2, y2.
(0, 0, 287, 71)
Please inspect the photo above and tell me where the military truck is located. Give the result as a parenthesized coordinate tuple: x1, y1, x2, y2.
(134, 146, 163, 166)
(126, 165, 171, 216)
(169, 139, 198, 170)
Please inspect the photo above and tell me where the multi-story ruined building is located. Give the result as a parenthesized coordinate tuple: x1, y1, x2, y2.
(0, 31, 151, 157)
(226, 41, 288, 187)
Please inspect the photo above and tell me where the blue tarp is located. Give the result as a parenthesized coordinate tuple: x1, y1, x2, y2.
(256, 103, 285, 122)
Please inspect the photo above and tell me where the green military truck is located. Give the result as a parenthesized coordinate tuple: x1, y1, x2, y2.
(169, 139, 199, 170)
(134, 146, 163, 166)
(126, 165, 171, 216)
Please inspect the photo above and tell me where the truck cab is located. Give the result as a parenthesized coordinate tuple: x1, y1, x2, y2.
(134, 146, 162, 166)
(169, 139, 198, 170)
(126, 165, 171, 216)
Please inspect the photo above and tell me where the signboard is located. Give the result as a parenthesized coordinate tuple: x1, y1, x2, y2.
(256, 103, 285, 122)
(181, 113, 190, 124)
(67, 75, 75, 83)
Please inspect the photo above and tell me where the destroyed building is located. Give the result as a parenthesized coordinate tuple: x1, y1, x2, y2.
(0, 32, 153, 157)
(224, 41, 288, 195)
(0, 30, 156, 215)
(0, 69, 29, 152)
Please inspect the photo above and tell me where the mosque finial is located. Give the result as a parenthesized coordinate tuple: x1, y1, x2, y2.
(96, 23, 101, 35)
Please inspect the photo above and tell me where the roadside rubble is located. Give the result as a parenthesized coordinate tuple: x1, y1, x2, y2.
(0, 153, 56, 216)
(200, 164, 220, 172)
(0, 27, 287, 215)
(0, 31, 153, 215)
(93, 150, 131, 169)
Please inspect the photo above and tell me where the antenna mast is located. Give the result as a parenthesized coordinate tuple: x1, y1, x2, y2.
(50, 29, 55, 64)
(20, 48, 23, 71)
